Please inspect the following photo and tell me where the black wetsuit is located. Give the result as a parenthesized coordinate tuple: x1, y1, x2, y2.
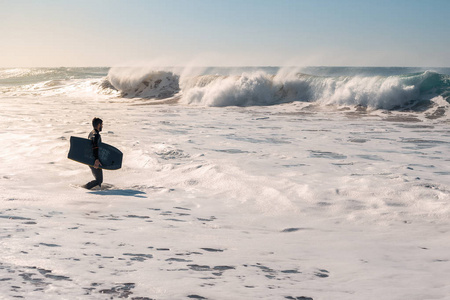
(85, 129, 103, 189)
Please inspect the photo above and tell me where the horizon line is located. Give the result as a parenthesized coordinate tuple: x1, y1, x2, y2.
(1, 65, 450, 69)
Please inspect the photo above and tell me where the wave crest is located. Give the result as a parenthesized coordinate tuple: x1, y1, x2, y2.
(106, 67, 180, 99)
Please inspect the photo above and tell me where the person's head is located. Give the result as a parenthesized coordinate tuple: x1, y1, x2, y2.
(92, 117, 103, 131)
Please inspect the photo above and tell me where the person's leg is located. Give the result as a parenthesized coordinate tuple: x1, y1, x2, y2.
(84, 167, 103, 189)
(95, 168, 103, 187)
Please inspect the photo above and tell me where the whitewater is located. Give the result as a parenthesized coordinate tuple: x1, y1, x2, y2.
(1, 66, 450, 299)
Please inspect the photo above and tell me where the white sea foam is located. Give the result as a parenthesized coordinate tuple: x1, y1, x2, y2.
(1, 88, 450, 298)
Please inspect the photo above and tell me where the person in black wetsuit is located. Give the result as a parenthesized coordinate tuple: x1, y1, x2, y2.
(84, 117, 103, 189)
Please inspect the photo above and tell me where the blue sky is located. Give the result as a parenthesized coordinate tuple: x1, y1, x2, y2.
(1, 0, 449, 67)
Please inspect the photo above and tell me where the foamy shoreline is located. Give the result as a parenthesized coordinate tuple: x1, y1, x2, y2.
(1, 89, 450, 298)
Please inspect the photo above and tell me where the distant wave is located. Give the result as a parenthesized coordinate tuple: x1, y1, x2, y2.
(0, 67, 109, 97)
(0, 67, 108, 85)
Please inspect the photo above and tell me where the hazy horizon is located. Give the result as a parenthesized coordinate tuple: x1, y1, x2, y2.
(1, 0, 449, 68)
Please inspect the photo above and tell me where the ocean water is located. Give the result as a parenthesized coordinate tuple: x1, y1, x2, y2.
(1, 67, 450, 299)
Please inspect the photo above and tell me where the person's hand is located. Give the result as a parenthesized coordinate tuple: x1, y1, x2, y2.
(94, 159, 102, 169)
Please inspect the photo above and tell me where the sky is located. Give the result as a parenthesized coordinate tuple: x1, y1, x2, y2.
(0, 0, 449, 67)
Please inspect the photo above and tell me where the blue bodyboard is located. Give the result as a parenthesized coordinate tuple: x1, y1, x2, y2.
(68, 136, 122, 170)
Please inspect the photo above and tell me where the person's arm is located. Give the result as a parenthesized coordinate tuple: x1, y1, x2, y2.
(92, 133, 102, 168)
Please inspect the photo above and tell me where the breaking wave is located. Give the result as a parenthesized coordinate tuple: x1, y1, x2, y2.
(180, 70, 450, 109)
(106, 67, 180, 99)
(101, 67, 450, 110)
(2, 66, 449, 111)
